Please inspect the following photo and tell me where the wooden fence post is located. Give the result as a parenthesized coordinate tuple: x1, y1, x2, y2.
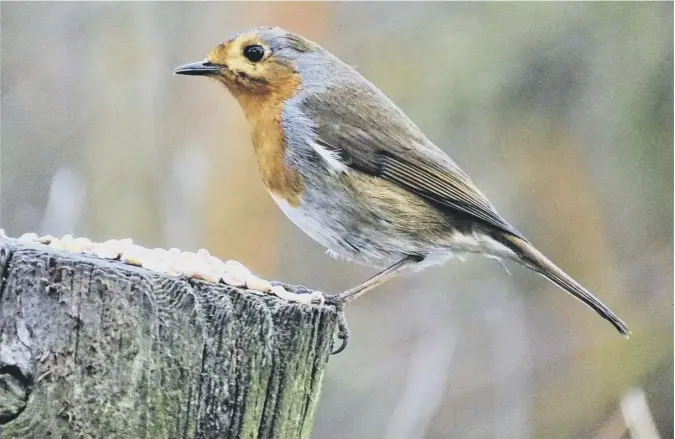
(0, 237, 336, 438)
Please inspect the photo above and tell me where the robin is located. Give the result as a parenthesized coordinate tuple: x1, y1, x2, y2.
(175, 27, 629, 354)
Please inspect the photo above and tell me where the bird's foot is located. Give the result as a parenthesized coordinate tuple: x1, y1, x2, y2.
(271, 281, 349, 355)
(323, 293, 349, 355)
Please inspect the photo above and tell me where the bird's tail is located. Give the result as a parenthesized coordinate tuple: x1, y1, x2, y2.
(498, 233, 630, 337)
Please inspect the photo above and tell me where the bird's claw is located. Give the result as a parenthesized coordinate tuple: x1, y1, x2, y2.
(271, 283, 350, 354)
(323, 293, 349, 355)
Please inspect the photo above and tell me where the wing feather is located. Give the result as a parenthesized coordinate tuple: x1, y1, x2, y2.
(295, 77, 522, 238)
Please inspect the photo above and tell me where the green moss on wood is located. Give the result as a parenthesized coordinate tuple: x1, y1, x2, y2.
(0, 238, 336, 438)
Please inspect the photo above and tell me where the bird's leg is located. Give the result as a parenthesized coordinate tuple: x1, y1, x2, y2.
(324, 255, 422, 354)
(337, 255, 422, 303)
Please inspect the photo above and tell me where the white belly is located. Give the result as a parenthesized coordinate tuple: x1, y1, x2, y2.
(271, 194, 344, 254)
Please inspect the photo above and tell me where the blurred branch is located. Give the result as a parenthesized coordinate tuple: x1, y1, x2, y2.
(594, 387, 661, 439)
(621, 388, 661, 439)
(485, 286, 532, 439)
(385, 324, 457, 439)
(82, 4, 162, 244)
(39, 167, 86, 237)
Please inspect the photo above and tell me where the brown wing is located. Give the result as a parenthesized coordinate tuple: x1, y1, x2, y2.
(299, 78, 523, 239)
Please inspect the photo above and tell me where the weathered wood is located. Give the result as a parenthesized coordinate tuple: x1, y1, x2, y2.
(0, 237, 336, 438)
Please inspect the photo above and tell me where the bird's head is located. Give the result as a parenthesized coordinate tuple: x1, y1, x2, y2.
(175, 27, 322, 101)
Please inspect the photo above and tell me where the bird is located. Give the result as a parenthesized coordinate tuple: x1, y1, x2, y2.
(175, 27, 629, 354)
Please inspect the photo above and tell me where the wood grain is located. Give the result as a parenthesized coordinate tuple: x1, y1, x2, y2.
(0, 237, 336, 439)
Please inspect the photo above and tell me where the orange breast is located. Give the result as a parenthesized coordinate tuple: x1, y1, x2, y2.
(233, 78, 305, 207)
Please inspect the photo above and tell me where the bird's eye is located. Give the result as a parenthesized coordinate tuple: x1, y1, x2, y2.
(243, 45, 265, 62)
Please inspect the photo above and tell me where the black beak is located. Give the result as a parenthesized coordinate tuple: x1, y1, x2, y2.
(174, 60, 221, 76)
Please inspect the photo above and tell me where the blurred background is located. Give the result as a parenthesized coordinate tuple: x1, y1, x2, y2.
(1, 2, 672, 438)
